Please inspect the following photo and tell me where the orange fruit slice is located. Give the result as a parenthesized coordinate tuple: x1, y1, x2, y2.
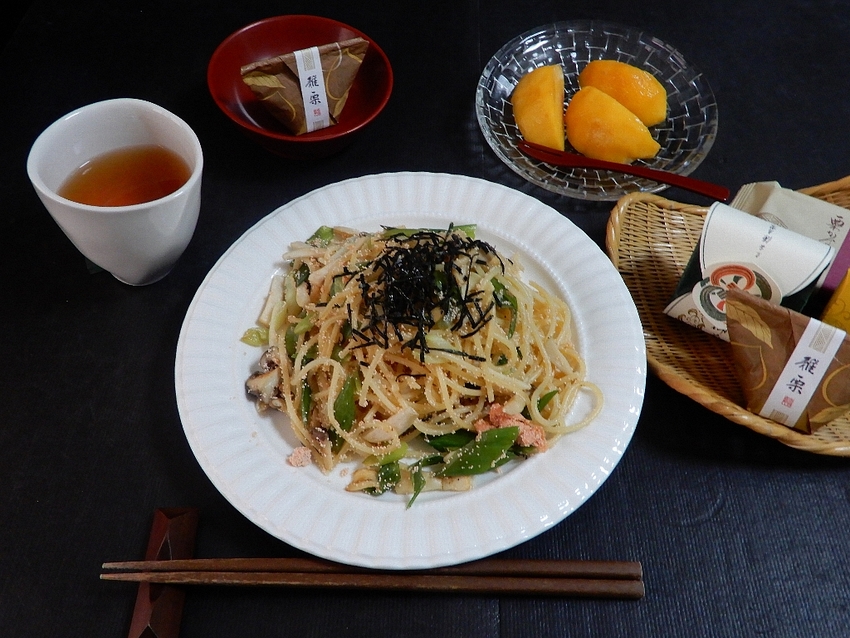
(578, 60, 667, 127)
(564, 86, 661, 163)
(511, 65, 565, 151)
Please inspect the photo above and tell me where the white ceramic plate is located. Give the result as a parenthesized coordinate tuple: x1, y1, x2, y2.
(175, 172, 645, 569)
(476, 20, 718, 201)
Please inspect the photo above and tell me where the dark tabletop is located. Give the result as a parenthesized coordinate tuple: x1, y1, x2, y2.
(4, 1, 850, 636)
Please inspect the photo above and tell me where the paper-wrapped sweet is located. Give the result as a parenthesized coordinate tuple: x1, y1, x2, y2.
(241, 38, 369, 135)
(726, 289, 850, 433)
(664, 202, 834, 340)
(731, 181, 850, 295)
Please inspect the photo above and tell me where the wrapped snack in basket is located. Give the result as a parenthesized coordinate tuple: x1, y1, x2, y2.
(664, 202, 834, 341)
(731, 181, 850, 296)
(726, 288, 850, 433)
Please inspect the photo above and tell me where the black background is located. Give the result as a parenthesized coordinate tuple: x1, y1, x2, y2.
(3, 1, 850, 636)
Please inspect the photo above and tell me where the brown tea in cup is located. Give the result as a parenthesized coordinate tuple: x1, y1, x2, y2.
(58, 144, 191, 207)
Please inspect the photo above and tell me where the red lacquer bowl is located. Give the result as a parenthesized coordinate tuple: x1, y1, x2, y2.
(207, 15, 393, 159)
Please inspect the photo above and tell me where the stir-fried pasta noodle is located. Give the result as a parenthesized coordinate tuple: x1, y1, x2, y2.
(244, 225, 602, 505)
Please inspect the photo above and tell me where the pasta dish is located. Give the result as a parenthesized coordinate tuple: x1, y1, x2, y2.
(244, 224, 601, 505)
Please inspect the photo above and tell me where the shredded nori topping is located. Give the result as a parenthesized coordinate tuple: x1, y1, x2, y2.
(351, 227, 504, 361)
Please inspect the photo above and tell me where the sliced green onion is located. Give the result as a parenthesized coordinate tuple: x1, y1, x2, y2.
(378, 462, 401, 492)
(538, 389, 558, 411)
(299, 379, 312, 424)
(329, 275, 345, 299)
(307, 226, 335, 245)
(364, 442, 409, 467)
(284, 326, 297, 359)
(333, 375, 357, 432)
(381, 224, 477, 240)
(491, 278, 518, 338)
(240, 326, 268, 347)
(405, 454, 443, 509)
(302, 344, 317, 364)
(408, 465, 427, 509)
(293, 313, 314, 335)
(293, 262, 310, 286)
(365, 461, 401, 495)
(522, 389, 560, 420)
(425, 430, 476, 452)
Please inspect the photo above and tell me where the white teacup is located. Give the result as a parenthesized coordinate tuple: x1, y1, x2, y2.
(27, 98, 203, 285)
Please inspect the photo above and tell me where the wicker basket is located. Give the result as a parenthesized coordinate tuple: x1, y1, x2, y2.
(605, 175, 850, 456)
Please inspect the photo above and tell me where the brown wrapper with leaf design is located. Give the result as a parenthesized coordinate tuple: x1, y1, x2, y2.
(241, 38, 369, 135)
(726, 289, 850, 433)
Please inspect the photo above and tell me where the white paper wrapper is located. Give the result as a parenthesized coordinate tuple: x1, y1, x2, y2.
(731, 181, 850, 293)
(664, 202, 834, 340)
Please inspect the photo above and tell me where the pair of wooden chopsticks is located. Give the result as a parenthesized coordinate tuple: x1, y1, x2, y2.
(101, 556, 644, 599)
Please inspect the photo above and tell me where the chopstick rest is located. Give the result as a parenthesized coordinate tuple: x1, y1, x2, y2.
(125, 508, 199, 638)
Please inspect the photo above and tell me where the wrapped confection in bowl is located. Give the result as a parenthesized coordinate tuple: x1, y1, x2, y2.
(207, 15, 393, 159)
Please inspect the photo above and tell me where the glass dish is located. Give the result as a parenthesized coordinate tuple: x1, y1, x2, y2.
(476, 20, 718, 201)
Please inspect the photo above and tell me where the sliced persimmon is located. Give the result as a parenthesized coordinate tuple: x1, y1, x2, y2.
(511, 65, 565, 151)
(564, 86, 660, 163)
(578, 60, 667, 127)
